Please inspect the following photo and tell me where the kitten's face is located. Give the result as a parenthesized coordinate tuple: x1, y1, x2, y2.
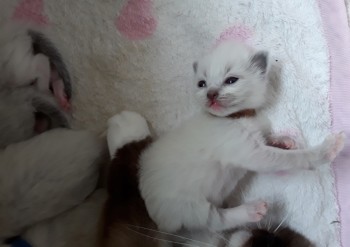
(193, 41, 270, 117)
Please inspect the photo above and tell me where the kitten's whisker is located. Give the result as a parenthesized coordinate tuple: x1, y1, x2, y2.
(239, 186, 247, 201)
(257, 221, 262, 229)
(268, 216, 272, 231)
(243, 225, 250, 231)
(125, 224, 216, 247)
(125, 226, 200, 247)
(273, 212, 290, 233)
(212, 232, 230, 245)
(263, 220, 268, 230)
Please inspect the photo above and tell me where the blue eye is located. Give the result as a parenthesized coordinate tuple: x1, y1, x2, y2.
(197, 80, 207, 88)
(224, 77, 239, 85)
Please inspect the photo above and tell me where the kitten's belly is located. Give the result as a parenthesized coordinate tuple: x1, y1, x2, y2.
(140, 113, 265, 206)
(204, 164, 247, 206)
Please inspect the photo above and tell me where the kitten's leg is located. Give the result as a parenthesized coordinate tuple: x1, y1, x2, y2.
(107, 111, 150, 158)
(208, 201, 268, 232)
(240, 133, 345, 172)
(31, 54, 50, 91)
(153, 199, 267, 233)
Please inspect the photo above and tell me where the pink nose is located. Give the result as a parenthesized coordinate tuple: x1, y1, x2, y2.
(207, 90, 219, 100)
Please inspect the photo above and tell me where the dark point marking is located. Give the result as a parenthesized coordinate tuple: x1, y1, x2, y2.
(28, 30, 72, 99)
(250, 51, 269, 74)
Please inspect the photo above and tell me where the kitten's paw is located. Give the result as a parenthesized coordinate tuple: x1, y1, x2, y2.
(268, 136, 298, 150)
(321, 132, 346, 163)
(244, 201, 268, 222)
(107, 111, 150, 158)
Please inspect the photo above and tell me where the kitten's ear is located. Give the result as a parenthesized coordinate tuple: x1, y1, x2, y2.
(250, 51, 269, 74)
(193, 62, 198, 73)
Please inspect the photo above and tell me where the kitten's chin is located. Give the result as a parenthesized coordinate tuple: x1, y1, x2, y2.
(207, 105, 258, 117)
(206, 107, 234, 117)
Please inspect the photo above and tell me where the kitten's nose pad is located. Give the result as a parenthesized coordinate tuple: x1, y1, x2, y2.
(207, 90, 219, 100)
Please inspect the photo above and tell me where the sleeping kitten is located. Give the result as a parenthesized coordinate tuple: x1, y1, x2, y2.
(0, 22, 72, 110)
(139, 40, 345, 233)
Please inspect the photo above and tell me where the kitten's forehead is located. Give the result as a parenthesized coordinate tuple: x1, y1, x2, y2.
(197, 41, 253, 78)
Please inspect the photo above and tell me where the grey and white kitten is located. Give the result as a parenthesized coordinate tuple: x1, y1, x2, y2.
(138, 40, 345, 233)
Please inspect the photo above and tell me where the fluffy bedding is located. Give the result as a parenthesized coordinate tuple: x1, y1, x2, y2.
(1, 0, 349, 246)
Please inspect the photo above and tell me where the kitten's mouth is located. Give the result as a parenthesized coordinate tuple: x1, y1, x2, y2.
(208, 100, 224, 110)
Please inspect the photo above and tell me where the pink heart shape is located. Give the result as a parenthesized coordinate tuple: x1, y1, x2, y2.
(12, 0, 49, 26)
(216, 24, 253, 46)
(115, 0, 157, 40)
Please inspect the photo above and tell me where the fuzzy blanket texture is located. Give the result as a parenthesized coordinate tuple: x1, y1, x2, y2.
(1, 0, 350, 247)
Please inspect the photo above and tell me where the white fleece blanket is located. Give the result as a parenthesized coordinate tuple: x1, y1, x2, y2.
(1, 1, 350, 246)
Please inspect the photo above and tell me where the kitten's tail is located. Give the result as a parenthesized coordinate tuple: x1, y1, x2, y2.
(100, 111, 155, 247)
(106, 110, 152, 199)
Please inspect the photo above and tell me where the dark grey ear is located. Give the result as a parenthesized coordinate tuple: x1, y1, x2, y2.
(193, 62, 198, 73)
(250, 51, 269, 74)
(28, 30, 72, 99)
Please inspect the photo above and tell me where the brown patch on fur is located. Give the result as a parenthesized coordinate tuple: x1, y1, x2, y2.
(242, 227, 315, 247)
(99, 136, 163, 247)
(227, 109, 256, 119)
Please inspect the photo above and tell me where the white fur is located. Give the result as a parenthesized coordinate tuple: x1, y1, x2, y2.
(0, 1, 345, 246)
(23, 190, 107, 247)
(107, 110, 150, 158)
(0, 129, 104, 240)
(194, 41, 271, 117)
(139, 41, 345, 233)
(227, 230, 252, 247)
(0, 22, 50, 91)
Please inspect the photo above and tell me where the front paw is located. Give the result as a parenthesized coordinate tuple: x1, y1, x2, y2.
(322, 132, 346, 162)
(267, 136, 298, 150)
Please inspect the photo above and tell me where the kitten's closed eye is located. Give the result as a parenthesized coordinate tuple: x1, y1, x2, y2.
(198, 80, 207, 88)
(224, 77, 239, 85)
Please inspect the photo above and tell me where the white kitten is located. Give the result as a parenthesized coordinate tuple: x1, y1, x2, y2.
(139, 40, 345, 233)
(0, 22, 50, 91)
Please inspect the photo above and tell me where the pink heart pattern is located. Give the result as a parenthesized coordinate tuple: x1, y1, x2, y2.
(216, 24, 253, 45)
(115, 0, 157, 40)
(12, 0, 49, 26)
